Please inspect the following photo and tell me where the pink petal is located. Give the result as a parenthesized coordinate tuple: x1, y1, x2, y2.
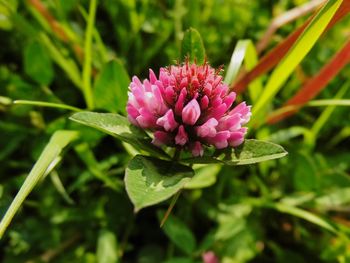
(164, 86, 175, 105)
(126, 103, 139, 119)
(149, 69, 157, 84)
(191, 141, 204, 157)
(182, 99, 201, 125)
(156, 109, 178, 131)
(136, 107, 157, 129)
(132, 76, 142, 88)
(196, 118, 218, 137)
(228, 128, 247, 147)
(207, 104, 227, 120)
(175, 125, 188, 146)
(203, 83, 212, 95)
(175, 88, 187, 115)
(211, 97, 222, 108)
(217, 113, 241, 131)
(223, 92, 236, 109)
(202, 251, 219, 263)
(200, 95, 209, 110)
(152, 131, 172, 146)
(180, 78, 188, 89)
(230, 102, 252, 124)
(207, 131, 230, 149)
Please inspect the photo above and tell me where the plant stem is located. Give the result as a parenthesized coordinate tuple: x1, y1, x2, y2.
(173, 147, 181, 161)
(160, 190, 182, 227)
(82, 0, 98, 109)
(13, 100, 83, 112)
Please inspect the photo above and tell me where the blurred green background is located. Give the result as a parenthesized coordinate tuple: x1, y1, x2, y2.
(1, 0, 350, 262)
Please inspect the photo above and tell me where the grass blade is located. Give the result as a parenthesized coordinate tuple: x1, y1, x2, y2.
(267, 37, 350, 123)
(267, 97, 350, 122)
(224, 40, 251, 85)
(251, 0, 343, 125)
(225, 40, 262, 103)
(232, 0, 350, 94)
(270, 202, 338, 234)
(0, 130, 78, 239)
(82, 0, 98, 109)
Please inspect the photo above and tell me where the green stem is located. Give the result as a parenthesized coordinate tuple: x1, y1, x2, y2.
(13, 100, 82, 112)
(173, 148, 182, 161)
(82, 0, 98, 109)
(160, 190, 182, 227)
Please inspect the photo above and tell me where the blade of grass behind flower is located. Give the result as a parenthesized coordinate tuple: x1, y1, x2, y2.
(232, 0, 350, 94)
(82, 0, 98, 109)
(250, 0, 343, 126)
(225, 40, 262, 103)
(0, 130, 78, 239)
(266, 98, 350, 123)
(267, 37, 350, 124)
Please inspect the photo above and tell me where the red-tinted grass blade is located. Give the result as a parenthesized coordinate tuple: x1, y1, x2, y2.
(232, 1, 350, 94)
(267, 37, 350, 124)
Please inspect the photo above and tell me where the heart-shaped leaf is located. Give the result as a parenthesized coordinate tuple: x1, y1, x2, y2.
(70, 112, 169, 158)
(125, 155, 194, 212)
(183, 139, 287, 165)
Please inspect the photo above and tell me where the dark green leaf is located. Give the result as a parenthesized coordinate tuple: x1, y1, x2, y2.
(93, 59, 130, 114)
(158, 213, 196, 255)
(125, 155, 194, 211)
(181, 28, 205, 64)
(69, 112, 169, 158)
(293, 153, 318, 191)
(24, 41, 54, 85)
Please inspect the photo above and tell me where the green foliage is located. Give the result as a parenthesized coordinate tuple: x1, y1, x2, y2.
(24, 40, 54, 85)
(251, 0, 343, 124)
(125, 155, 194, 211)
(181, 28, 205, 64)
(0, 130, 78, 238)
(70, 111, 169, 158)
(184, 140, 287, 165)
(158, 212, 196, 255)
(93, 59, 130, 113)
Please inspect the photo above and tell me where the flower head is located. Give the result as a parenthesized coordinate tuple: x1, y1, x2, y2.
(127, 62, 251, 157)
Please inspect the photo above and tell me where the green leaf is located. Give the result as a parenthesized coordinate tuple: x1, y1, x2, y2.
(69, 112, 169, 158)
(0, 130, 78, 239)
(251, 0, 343, 124)
(181, 28, 205, 64)
(74, 143, 123, 191)
(93, 59, 130, 114)
(183, 139, 287, 165)
(125, 155, 194, 211)
(158, 212, 196, 255)
(97, 230, 119, 263)
(0, 1, 17, 30)
(184, 164, 221, 189)
(293, 153, 318, 191)
(268, 202, 338, 234)
(24, 40, 54, 85)
(315, 187, 350, 211)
